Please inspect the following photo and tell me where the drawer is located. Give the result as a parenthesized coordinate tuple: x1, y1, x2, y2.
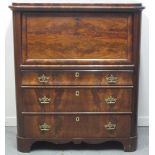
(22, 13, 133, 65)
(23, 115, 131, 138)
(22, 88, 132, 112)
(21, 70, 133, 86)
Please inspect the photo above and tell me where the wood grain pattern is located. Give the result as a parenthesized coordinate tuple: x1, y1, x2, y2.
(21, 70, 134, 86)
(23, 115, 131, 138)
(12, 11, 23, 137)
(22, 13, 133, 65)
(22, 88, 132, 112)
(10, 3, 144, 152)
(9, 3, 144, 11)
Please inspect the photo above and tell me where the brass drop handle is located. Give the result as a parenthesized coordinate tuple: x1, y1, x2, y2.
(39, 96, 51, 104)
(38, 74, 49, 83)
(75, 116, 80, 122)
(105, 96, 117, 105)
(75, 90, 80, 96)
(39, 123, 50, 132)
(105, 74, 117, 84)
(104, 122, 116, 130)
(75, 72, 80, 78)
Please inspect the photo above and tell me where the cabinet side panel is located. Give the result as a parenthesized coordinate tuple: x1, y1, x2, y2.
(131, 11, 142, 137)
(13, 11, 23, 137)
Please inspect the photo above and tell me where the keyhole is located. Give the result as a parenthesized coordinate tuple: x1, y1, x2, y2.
(75, 17, 80, 26)
(75, 116, 80, 122)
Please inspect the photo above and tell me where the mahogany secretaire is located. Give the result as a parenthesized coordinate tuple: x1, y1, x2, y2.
(9, 3, 144, 152)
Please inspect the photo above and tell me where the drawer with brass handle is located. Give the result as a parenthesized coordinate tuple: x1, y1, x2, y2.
(21, 70, 133, 86)
(23, 116, 55, 138)
(22, 88, 132, 112)
(23, 115, 131, 138)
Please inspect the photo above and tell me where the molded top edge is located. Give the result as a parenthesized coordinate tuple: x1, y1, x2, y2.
(9, 3, 144, 11)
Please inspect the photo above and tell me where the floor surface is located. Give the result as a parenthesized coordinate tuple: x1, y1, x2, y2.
(5, 127, 149, 155)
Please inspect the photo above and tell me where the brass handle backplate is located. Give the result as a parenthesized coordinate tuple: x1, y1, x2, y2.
(39, 123, 50, 132)
(106, 74, 117, 84)
(75, 72, 80, 78)
(39, 96, 51, 104)
(75, 116, 80, 122)
(105, 96, 117, 105)
(38, 74, 49, 83)
(104, 122, 116, 130)
(75, 90, 80, 96)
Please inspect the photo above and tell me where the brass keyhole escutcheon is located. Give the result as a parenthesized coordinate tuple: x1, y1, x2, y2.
(75, 116, 80, 122)
(75, 90, 80, 96)
(75, 72, 80, 78)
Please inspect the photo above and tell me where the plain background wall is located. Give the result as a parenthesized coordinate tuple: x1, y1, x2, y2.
(5, 0, 149, 126)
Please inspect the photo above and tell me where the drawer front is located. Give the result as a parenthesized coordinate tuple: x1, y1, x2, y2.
(23, 115, 55, 138)
(21, 70, 133, 86)
(22, 12, 133, 65)
(22, 88, 132, 112)
(23, 115, 131, 138)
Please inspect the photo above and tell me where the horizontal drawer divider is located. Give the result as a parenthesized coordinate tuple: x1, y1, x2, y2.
(20, 65, 135, 70)
(21, 85, 134, 88)
(22, 112, 132, 115)
(18, 136, 137, 140)
(21, 69, 134, 72)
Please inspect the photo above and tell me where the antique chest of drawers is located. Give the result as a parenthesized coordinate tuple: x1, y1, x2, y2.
(10, 3, 144, 152)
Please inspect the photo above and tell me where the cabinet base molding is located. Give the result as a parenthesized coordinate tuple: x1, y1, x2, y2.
(17, 136, 137, 153)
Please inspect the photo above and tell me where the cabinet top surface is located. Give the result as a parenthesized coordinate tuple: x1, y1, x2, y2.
(9, 2, 144, 11)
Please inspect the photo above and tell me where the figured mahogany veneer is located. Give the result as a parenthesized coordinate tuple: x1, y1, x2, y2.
(22, 13, 133, 65)
(21, 70, 134, 86)
(23, 115, 131, 138)
(10, 3, 144, 153)
(22, 88, 133, 112)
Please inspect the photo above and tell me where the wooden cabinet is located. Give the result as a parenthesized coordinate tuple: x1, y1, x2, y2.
(9, 3, 144, 152)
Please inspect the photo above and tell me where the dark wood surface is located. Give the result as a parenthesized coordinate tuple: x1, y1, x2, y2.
(9, 3, 144, 11)
(22, 88, 133, 112)
(23, 115, 131, 138)
(10, 3, 144, 152)
(22, 12, 133, 65)
(21, 70, 134, 86)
